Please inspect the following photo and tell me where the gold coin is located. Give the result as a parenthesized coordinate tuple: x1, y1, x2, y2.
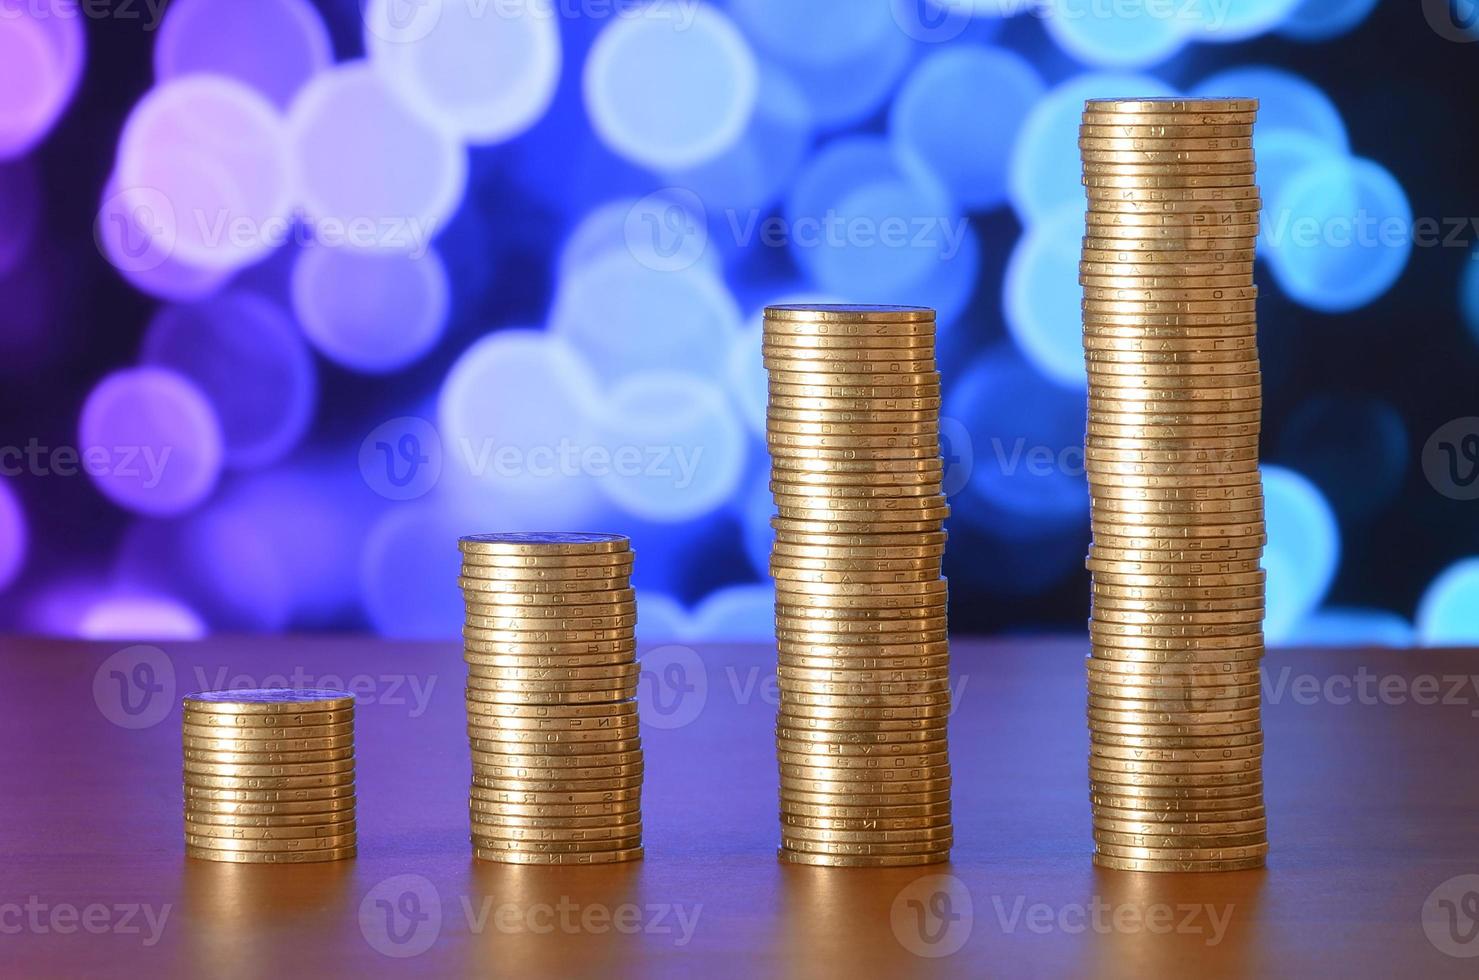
(185, 809, 356, 829)
(764, 304, 935, 325)
(775, 604, 947, 623)
(1091, 592, 1264, 611)
(776, 849, 948, 867)
(186, 845, 356, 864)
(1088, 643, 1263, 664)
(1085, 344, 1257, 364)
(1090, 604, 1264, 627)
(186, 796, 357, 816)
(1085, 97, 1258, 114)
(1093, 828, 1265, 850)
(777, 696, 952, 717)
(458, 585, 636, 605)
(460, 601, 640, 622)
(779, 777, 952, 799)
(464, 652, 636, 671)
(772, 499, 948, 519)
(473, 846, 644, 865)
(1087, 755, 1261, 777)
(1086, 655, 1263, 675)
(762, 332, 937, 350)
(460, 550, 634, 569)
(781, 812, 951, 833)
(184, 758, 354, 778)
(1089, 778, 1263, 800)
(1094, 794, 1265, 816)
(1079, 134, 1254, 152)
(463, 624, 633, 643)
(782, 789, 952, 809)
(776, 747, 950, 769)
(458, 580, 631, 601)
(177, 721, 350, 744)
(462, 637, 636, 657)
(1082, 248, 1257, 269)
(772, 542, 946, 561)
(1079, 121, 1254, 140)
(774, 614, 947, 634)
(181, 708, 354, 731)
(766, 421, 940, 441)
(779, 837, 951, 857)
(1085, 212, 1257, 232)
(471, 763, 644, 785)
(1088, 547, 1263, 567)
(459, 532, 630, 557)
(465, 675, 639, 695)
(777, 714, 949, 735)
(184, 781, 354, 800)
(464, 697, 636, 718)
(1082, 232, 1257, 251)
(184, 819, 357, 841)
(456, 562, 632, 582)
(462, 612, 638, 633)
(180, 732, 355, 754)
(471, 835, 643, 854)
(183, 689, 354, 714)
(183, 747, 355, 766)
(770, 485, 945, 506)
(774, 526, 948, 545)
(762, 341, 936, 361)
(776, 724, 948, 745)
(768, 406, 940, 426)
(467, 809, 642, 829)
(780, 825, 953, 845)
(1095, 838, 1267, 860)
(465, 710, 637, 731)
(184, 831, 355, 852)
(771, 518, 946, 538)
(1081, 268, 1255, 289)
(780, 797, 951, 818)
(470, 784, 642, 803)
(767, 383, 943, 402)
(1083, 164, 1256, 182)
(764, 352, 937, 372)
(465, 689, 634, 708)
(1090, 852, 1264, 872)
(774, 590, 946, 611)
(1084, 200, 1260, 220)
(470, 827, 642, 849)
(767, 394, 943, 415)
(468, 733, 641, 756)
(1089, 744, 1261, 767)
(1090, 565, 1264, 584)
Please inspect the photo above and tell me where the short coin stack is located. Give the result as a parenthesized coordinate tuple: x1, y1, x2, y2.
(764, 304, 953, 868)
(1080, 97, 1268, 872)
(459, 532, 643, 865)
(183, 689, 356, 863)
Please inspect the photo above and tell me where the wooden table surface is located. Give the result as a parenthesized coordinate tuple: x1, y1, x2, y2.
(4, 635, 1479, 978)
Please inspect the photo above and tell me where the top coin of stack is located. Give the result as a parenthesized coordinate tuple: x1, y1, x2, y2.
(1079, 97, 1268, 873)
(182, 689, 357, 864)
(764, 304, 953, 868)
(458, 532, 644, 866)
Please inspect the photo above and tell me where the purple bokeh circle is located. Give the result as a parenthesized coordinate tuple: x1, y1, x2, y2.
(141, 291, 317, 467)
(291, 244, 450, 373)
(0, 1, 85, 159)
(78, 367, 224, 516)
(116, 76, 295, 272)
(0, 478, 26, 591)
(154, 0, 332, 110)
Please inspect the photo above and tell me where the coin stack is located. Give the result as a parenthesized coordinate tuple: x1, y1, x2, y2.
(764, 304, 953, 868)
(183, 689, 356, 864)
(459, 532, 643, 865)
(1080, 97, 1268, 872)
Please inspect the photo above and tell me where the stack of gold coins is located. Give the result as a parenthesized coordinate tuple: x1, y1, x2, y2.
(459, 532, 643, 865)
(182, 689, 356, 864)
(1080, 97, 1268, 872)
(764, 304, 953, 868)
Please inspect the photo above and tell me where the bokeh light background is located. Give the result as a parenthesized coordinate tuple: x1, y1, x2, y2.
(0, 0, 1475, 647)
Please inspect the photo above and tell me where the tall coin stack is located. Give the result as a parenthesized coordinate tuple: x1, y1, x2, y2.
(764, 304, 953, 868)
(459, 532, 644, 865)
(1080, 97, 1268, 872)
(183, 689, 357, 864)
